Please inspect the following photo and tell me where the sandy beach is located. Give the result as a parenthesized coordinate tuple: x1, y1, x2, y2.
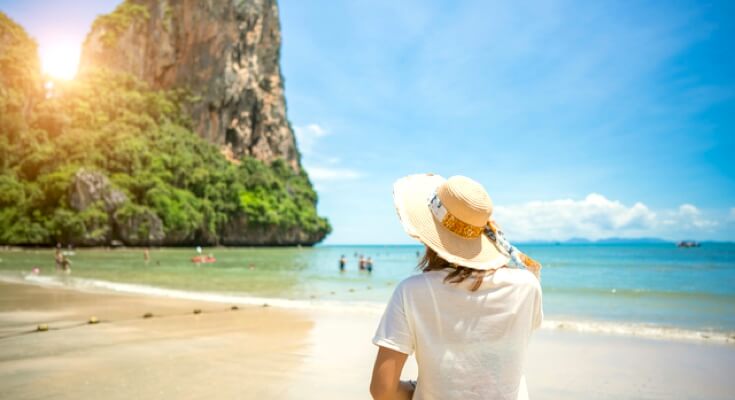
(0, 281, 733, 400)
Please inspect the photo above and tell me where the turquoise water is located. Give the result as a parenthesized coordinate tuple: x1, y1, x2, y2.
(1, 243, 733, 336)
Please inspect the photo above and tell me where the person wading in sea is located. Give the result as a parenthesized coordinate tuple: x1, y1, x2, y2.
(54, 244, 63, 272)
(339, 255, 347, 272)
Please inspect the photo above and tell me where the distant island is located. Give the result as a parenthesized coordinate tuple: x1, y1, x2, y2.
(0, 0, 330, 246)
(517, 238, 733, 245)
(569, 237, 671, 244)
(520, 238, 673, 245)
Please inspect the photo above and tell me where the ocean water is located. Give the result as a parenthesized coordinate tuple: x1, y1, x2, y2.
(0, 243, 733, 342)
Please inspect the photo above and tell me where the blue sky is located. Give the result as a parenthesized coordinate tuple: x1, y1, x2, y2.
(2, 0, 733, 243)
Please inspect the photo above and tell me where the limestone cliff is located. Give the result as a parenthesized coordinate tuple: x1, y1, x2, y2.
(79, 0, 301, 171)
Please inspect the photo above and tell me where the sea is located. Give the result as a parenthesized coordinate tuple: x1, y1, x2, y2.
(1, 243, 733, 343)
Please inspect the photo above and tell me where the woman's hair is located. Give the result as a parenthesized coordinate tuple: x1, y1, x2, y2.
(418, 246, 495, 291)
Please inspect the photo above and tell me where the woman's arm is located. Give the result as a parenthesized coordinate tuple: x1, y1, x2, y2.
(370, 346, 414, 400)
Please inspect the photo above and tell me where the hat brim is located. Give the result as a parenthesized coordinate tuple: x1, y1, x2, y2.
(393, 174, 510, 270)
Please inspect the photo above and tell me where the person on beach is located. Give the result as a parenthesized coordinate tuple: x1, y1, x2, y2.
(54, 244, 63, 272)
(60, 254, 72, 274)
(366, 257, 373, 273)
(339, 255, 347, 272)
(359, 255, 367, 271)
(370, 174, 543, 400)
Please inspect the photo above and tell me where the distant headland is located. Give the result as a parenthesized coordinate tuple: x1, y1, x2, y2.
(0, 1, 330, 247)
(517, 238, 732, 245)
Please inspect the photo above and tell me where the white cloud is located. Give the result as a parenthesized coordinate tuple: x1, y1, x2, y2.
(493, 193, 718, 241)
(305, 166, 361, 181)
(670, 204, 717, 229)
(657, 204, 717, 230)
(294, 124, 329, 155)
(295, 123, 362, 183)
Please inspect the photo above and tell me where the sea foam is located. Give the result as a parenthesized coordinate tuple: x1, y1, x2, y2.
(542, 319, 734, 344)
(2, 272, 733, 344)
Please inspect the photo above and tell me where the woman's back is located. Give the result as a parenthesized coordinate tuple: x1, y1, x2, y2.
(373, 268, 543, 400)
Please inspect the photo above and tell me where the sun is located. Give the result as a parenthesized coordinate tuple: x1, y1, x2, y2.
(40, 40, 81, 81)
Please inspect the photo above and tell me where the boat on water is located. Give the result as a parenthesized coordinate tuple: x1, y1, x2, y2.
(677, 241, 701, 248)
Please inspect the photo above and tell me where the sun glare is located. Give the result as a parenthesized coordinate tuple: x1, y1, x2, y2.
(40, 41, 81, 81)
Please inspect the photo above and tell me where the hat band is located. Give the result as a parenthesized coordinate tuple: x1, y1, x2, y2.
(428, 193, 484, 239)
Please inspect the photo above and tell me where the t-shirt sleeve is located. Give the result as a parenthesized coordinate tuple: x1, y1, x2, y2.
(372, 283, 414, 355)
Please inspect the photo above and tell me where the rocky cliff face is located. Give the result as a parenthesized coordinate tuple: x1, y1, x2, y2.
(79, 0, 301, 171)
(69, 169, 166, 246)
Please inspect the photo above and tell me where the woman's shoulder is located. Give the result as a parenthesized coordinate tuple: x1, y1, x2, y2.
(396, 272, 433, 289)
(494, 268, 542, 292)
(396, 269, 540, 294)
(394, 271, 448, 293)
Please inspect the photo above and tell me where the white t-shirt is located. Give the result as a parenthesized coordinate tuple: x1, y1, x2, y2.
(373, 268, 543, 400)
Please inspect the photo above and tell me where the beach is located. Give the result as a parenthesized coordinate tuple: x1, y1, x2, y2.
(1, 281, 733, 400)
(1, 0, 732, 398)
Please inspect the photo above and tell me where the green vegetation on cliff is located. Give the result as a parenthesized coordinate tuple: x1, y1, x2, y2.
(0, 12, 42, 138)
(0, 12, 330, 246)
(90, 1, 150, 47)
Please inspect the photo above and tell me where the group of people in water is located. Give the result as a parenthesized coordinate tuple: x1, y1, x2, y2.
(339, 253, 374, 273)
(48, 245, 380, 276)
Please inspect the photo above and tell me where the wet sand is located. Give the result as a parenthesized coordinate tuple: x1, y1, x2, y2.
(1, 282, 733, 399)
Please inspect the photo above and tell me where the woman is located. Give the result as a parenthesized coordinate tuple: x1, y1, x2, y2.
(370, 174, 543, 400)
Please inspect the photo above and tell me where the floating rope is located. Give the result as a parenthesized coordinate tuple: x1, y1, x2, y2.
(0, 281, 394, 340)
(0, 304, 247, 340)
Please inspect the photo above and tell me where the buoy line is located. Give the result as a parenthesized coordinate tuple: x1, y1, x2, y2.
(306, 282, 392, 299)
(0, 282, 395, 340)
(0, 305, 245, 340)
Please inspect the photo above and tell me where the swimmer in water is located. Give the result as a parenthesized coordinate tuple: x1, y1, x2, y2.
(339, 255, 347, 272)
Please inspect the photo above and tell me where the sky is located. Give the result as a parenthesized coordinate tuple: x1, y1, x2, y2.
(1, 0, 733, 244)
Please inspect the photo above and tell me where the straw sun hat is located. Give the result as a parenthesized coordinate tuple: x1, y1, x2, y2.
(393, 174, 510, 270)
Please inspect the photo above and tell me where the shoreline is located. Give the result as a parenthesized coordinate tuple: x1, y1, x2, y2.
(1, 280, 734, 399)
(2, 271, 733, 346)
(0, 245, 321, 251)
